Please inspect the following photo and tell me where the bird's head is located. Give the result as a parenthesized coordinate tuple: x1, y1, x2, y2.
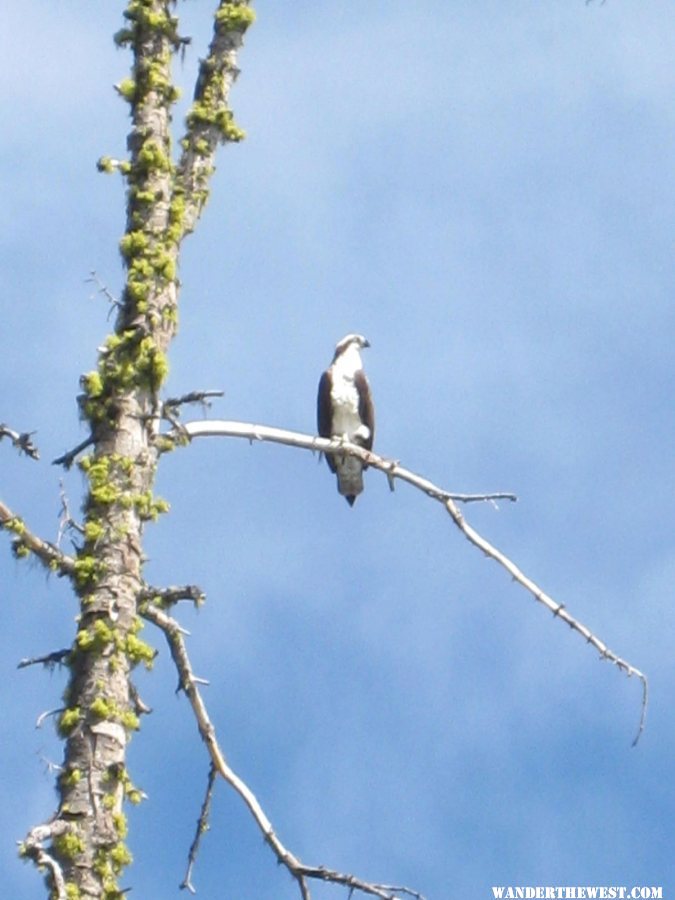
(332, 333, 370, 362)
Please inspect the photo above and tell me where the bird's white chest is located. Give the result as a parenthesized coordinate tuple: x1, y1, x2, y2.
(329, 346, 365, 438)
(330, 376, 360, 436)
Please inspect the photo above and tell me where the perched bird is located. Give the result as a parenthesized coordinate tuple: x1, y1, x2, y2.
(317, 333, 375, 506)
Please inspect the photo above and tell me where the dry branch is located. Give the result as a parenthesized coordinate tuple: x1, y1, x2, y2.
(52, 435, 94, 469)
(0, 423, 40, 459)
(181, 762, 217, 893)
(143, 603, 418, 900)
(17, 649, 71, 671)
(140, 583, 206, 609)
(0, 499, 75, 576)
(19, 820, 72, 900)
(173, 419, 648, 743)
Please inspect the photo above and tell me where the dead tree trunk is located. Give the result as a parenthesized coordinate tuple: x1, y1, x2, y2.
(15, 3, 254, 897)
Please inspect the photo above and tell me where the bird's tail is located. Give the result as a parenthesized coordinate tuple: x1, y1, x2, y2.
(336, 456, 364, 506)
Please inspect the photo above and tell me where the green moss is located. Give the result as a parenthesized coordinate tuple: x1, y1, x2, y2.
(97, 156, 115, 174)
(130, 188, 157, 205)
(120, 709, 140, 731)
(126, 788, 143, 805)
(136, 139, 172, 174)
(2, 516, 26, 536)
(58, 707, 82, 737)
(83, 520, 105, 543)
(73, 553, 105, 587)
(119, 230, 149, 259)
(90, 696, 117, 720)
(112, 812, 128, 839)
(53, 830, 85, 860)
(65, 883, 82, 900)
(59, 767, 82, 787)
(82, 371, 104, 398)
(217, 110, 246, 142)
(109, 842, 133, 871)
(76, 619, 116, 653)
(12, 540, 30, 559)
(125, 633, 156, 669)
(131, 490, 170, 521)
(116, 78, 137, 102)
(215, 3, 257, 31)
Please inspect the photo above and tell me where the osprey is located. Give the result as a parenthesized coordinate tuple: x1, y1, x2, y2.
(317, 333, 375, 506)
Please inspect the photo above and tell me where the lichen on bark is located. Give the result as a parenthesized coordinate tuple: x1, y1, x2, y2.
(25, 3, 255, 897)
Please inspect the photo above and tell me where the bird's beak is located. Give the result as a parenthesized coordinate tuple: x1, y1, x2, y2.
(363, 339, 371, 349)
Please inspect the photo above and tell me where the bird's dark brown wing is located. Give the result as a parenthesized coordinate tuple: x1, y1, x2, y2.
(354, 369, 375, 454)
(317, 370, 337, 473)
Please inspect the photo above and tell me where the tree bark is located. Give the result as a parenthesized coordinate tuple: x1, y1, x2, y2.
(41, 3, 254, 896)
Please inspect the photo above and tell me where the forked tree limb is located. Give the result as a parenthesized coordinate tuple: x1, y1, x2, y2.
(0, 423, 40, 460)
(168, 419, 648, 744)
(19, 820, 72, 900)
(142, 603, 425, 900)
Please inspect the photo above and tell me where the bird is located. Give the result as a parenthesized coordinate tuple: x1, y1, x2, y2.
(317, 333, 375, 506)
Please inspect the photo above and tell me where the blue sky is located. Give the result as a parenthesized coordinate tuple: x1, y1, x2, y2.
(1, 2, 674, 898)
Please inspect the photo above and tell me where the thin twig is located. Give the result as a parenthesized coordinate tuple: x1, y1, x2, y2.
(52, 435, 94, 469)
(18, 649, 71, 671)
(442, 496, 648, 745)
(57, 480, 85, 548)
(0, 423, 40, 460)
(143, 604, 413, 900)
(174, 419, 647, 743)
(87, 270, 123, 319)
(181, 763, 217, 893)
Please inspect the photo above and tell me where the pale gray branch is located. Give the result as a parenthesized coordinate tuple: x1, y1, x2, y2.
(20, 820, 71, 900)
(0, 499, 76, 577)
(143, 604, 419, 900)
(0, 422, 39, 459)
(174, 419, 647, 743)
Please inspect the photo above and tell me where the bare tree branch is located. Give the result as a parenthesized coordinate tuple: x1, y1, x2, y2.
(52, 435, 95, 469)
(181, 762, 217, 894)
(176, 1, 255, 236)
(140, 584, 206, 609)
(173, 419, 647, 743)
(0, 423, 40, 460)
(163, 390, 224, 415)
(18, 649, 71, 671)
(143, 604, 417, 900)
(19, 820, 72, 900)
(0, 499, 75, 576)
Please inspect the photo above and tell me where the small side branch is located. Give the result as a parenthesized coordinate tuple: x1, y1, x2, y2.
(140, 584, 206, 609)
(19, 819, 72, 900)
(163, 390, 224, 416)
(175, 420, 647, 742)
(18, 649, 71, 671)
(161, 390, 224, 433)
(0, 499, 75, 577)
(176, 1, 255, 236)
(181, 763, 217, 893)
(143, 604, 418, 899)
(53, 435, 94, 469)
(0, 423, 40, 460)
